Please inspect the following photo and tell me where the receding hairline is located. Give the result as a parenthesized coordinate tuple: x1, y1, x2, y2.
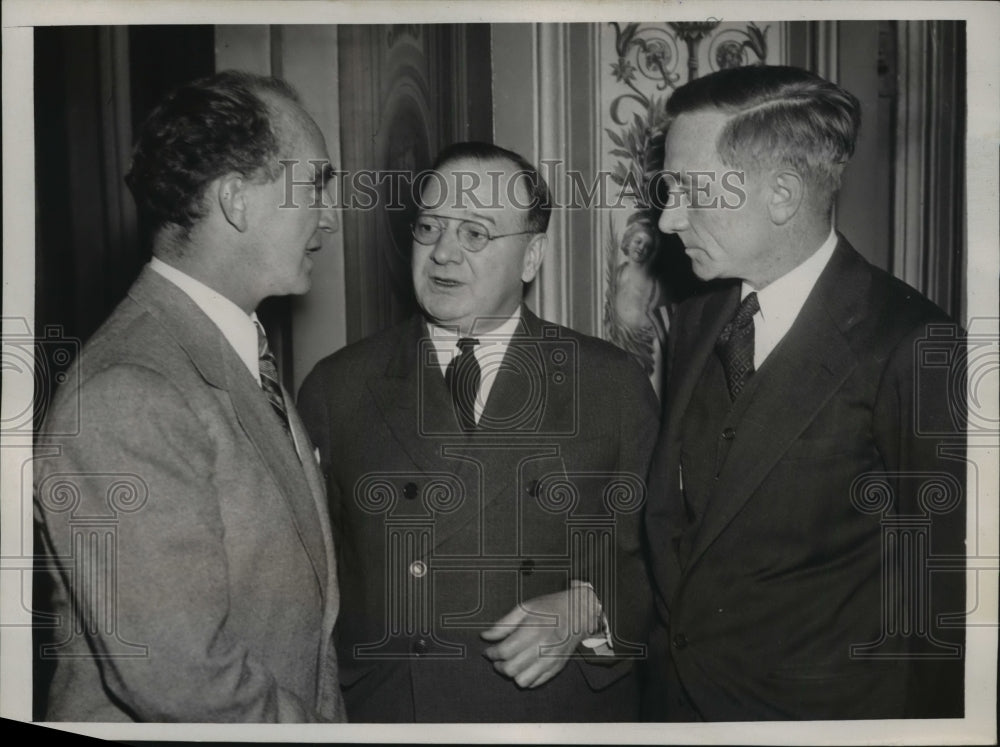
(259, 91, 321, 155)
(422, 155, 539, 203)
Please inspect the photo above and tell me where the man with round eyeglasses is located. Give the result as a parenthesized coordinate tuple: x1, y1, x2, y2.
(299, 141, 659, 721)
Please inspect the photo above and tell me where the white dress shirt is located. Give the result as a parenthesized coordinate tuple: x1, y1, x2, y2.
(150, 257, 261, 380)
(426, 308, 523, 424)
(149, 258, 306, 458)
(742, 228, 838, 370)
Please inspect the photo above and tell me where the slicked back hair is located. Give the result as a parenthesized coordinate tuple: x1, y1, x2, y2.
(426, 141, 552, 235)
(665, 65, 861, 208)
(125, 70, 303, 241)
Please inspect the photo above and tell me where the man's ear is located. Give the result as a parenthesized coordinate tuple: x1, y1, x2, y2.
(767, 169, 804, 225)
(521, 232, 547, 283)
(216, 173, 249, 232)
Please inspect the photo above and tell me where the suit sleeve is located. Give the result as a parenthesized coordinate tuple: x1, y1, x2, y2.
(607, 358, 661, 653)
(576, 355, 659, 671)
(36, 364, 321, 722)
(872, 320, 966, 718)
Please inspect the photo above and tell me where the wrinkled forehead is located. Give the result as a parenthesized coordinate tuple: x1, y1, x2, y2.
(418, 157, 533, 221)
(663, 109, 730, 175)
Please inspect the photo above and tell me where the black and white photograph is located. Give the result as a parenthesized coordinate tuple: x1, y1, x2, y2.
(1, 0, 997, 744)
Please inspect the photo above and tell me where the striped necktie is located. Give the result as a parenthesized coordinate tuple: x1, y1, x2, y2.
(255, 321, 291, 434)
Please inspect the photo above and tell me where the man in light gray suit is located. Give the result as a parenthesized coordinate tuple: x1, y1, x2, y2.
(33, 71, 345, 722)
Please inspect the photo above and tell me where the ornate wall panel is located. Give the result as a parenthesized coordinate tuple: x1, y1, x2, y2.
(597, 22, 786, 395)
(339, 24, 492, 344)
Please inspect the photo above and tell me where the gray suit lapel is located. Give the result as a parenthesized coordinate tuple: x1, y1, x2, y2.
(287, 388, 336, 601)
(224, 337, 330, 596)
(128, 268, 329, 594)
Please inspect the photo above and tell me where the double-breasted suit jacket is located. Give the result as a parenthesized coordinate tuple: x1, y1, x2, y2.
(298, 308, 660, 722)
(34, 268, 345, 722)
(643, 237, 966, 720)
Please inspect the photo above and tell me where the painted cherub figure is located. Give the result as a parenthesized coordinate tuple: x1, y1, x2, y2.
(605, 218, 670, 383)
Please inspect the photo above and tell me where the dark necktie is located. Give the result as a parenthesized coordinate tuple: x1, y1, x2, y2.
(445, 337, 481, 431)
(255, 321, 292, 435)
(715, 292, 760, 401)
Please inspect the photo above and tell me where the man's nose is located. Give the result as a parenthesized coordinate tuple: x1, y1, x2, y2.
(428, 223, 464, 264)
(658, 200, 689, 235)
(318, 186, 339, 234)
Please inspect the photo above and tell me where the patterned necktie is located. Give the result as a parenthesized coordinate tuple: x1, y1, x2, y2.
(445, 337, 481, 431)
(715, 291, 760, 401)
(255, 322, 291, 434)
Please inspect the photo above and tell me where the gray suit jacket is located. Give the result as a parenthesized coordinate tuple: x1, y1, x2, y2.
(34, 267, 345, 722)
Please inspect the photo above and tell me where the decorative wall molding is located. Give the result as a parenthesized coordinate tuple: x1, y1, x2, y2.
(598, 21, 784, 393)
(533, 23, 571, 328)
(893, 21, 965, 319)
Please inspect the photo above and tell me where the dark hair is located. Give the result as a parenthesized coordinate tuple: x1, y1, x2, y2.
(426, 141, 552, 234)
(125, 70, 302, 240)
(665, 65, 861, 204)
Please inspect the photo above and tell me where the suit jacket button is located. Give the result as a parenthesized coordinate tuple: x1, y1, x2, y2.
(721, 427, 736, 441)
(403, 482, 418, 500)
(672, 633, 689, 649)
(525, 479, 540, 497)
(412, 638, 429, 656)
(520, 558, 535, 576)
(409, 560, 427, 578)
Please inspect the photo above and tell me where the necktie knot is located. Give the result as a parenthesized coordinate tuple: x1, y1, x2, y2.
(717, 292, 759, 346)
(716, 292, 759, 401)
(446, 337, 481, 431)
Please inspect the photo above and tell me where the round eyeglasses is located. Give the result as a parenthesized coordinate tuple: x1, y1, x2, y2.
(411, 215, 535, 253)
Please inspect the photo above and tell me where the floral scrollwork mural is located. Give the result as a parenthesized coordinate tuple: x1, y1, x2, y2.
(602, 21, 772, 392)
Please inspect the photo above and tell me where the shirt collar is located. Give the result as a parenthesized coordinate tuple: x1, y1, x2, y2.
(149, 256, 260, 379)
(741, 227, 838, 320)
(426, 306, 523, 372)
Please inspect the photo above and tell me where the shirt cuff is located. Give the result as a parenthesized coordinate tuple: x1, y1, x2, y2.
(571, 580, 615, 656)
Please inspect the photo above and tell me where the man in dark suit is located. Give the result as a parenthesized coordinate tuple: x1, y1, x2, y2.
(299, 142, 659, 721)
(642, 65, 966, 721)
(34, 71, 346, 721)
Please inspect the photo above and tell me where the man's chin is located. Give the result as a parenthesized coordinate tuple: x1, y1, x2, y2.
(689, 257, 718, 281)
(289, 276, 312, 296)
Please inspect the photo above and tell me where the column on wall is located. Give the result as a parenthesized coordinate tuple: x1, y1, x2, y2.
(893, 21, 965, 321)
(337, 25, 493, 344)
(792, 20, 965, 320)
(491, 23, 604, 336)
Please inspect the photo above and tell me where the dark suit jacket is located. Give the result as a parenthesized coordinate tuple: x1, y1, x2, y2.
(34, 267, 345, 722)
(643, 237, 966, 721)
(298, 307, 660, 722)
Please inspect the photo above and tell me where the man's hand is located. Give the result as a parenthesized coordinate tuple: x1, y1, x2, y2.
(481, 585, 603, 689)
